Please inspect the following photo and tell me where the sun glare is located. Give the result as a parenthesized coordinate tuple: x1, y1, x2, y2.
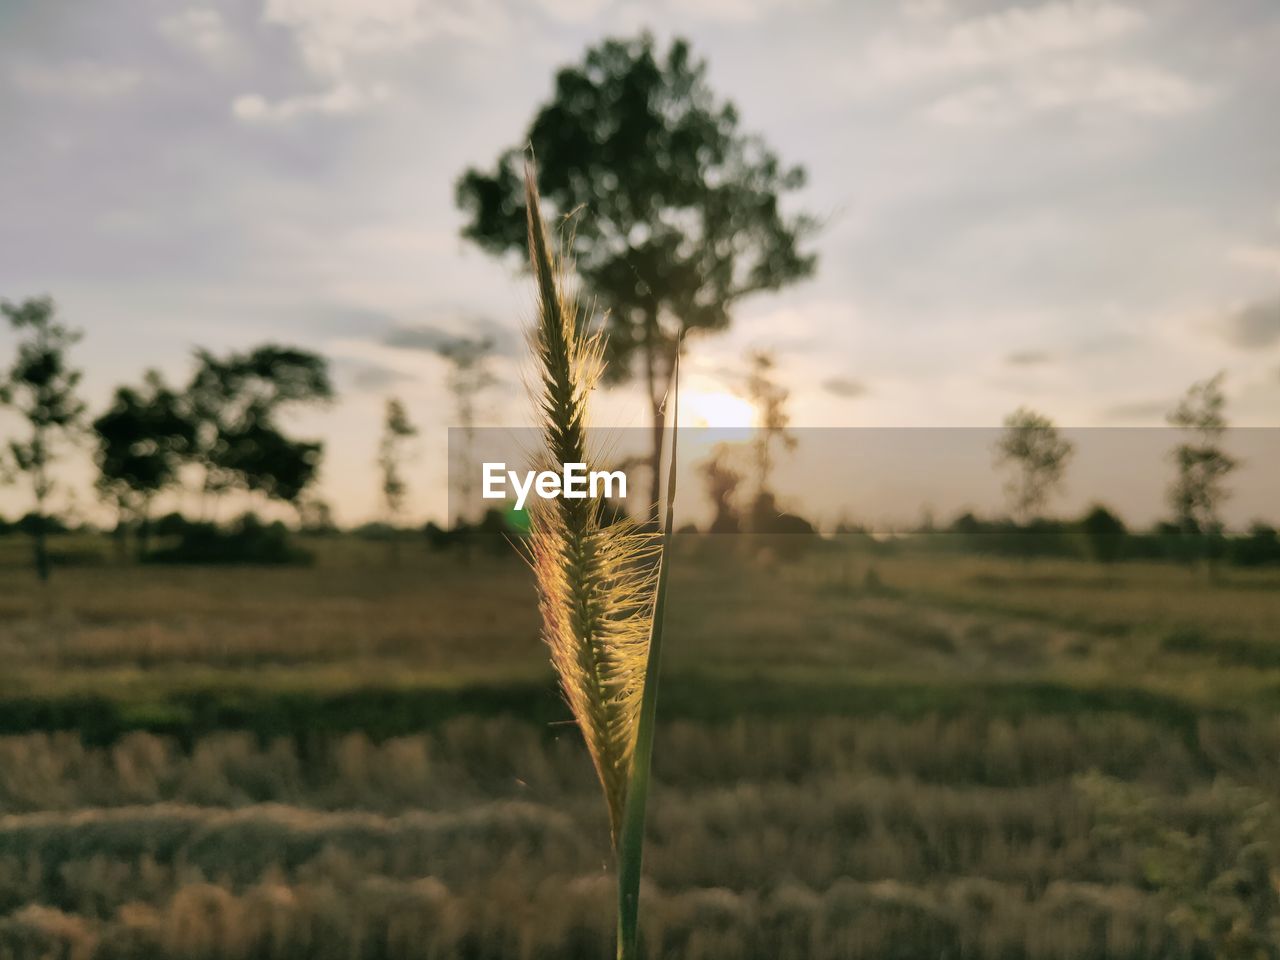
(679, 389, 757, 429)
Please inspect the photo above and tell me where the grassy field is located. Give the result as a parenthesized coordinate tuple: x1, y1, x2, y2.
(1, 535, 1278, 958)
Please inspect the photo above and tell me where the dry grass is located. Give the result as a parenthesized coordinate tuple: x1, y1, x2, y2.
(1, 543, 1277, 703)
(0, 549, 542, 679)
(0, 714, 1273, 958)
(2, 541, 1280, 956)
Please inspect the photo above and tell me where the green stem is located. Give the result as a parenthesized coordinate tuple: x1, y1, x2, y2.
(616, 338, 681, 960)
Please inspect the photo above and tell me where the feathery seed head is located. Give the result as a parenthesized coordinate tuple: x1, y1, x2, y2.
(523, 165, 661, 847)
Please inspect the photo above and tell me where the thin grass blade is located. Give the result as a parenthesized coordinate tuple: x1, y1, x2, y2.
(616, 337, 681, 960)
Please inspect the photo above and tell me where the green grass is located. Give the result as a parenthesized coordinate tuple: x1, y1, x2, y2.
(2, 536, 1280, 957)
(2, 538, 1279, 732)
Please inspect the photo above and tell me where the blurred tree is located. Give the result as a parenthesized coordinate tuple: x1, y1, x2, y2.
(456, 33, 817, 517)
(742, 350, 796, 505)
(1232, 522, 1280, 567)
(92, 370, 194, 560)
(377, 397, 417, 565)
(698, 442, 744, 534)
(1, 296, 86, 581)
(437, 336, 496, 525)
(994, 407, 1074, 525)
(1079, 503, 1127, 566)
(1167, 372, 1235, 575)
(297, 497, 337, 535)
(749, 489, 816, 538)
(184, 345, 333, 517)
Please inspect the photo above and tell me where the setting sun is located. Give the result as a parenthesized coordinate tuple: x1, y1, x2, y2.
(679, 388, 756, 429)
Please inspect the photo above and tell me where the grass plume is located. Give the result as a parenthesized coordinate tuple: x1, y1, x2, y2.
(522, 165, 662, 848)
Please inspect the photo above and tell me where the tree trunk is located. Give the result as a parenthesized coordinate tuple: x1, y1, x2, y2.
(31, 458, 51, 583)
(113, 509, 129, 564)
(32, 523, 49, 582)
(136, 499, 152, 562)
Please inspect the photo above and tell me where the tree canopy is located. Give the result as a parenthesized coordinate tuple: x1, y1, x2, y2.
(1167, 372, 1235, 542)
(378, 396, 417, 524)
(994, 407, 1074, 524)
(1, 296, 86, 580)
(92, 370, 194, 541)
(456, 33, 817, 511)
(183, 345, 334, 511)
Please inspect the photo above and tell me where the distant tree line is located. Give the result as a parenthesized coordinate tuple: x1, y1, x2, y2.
(1, 296, 333, 578)
(0, 295, 522, 577)
(973, 375, 1255, 573)
(937, 507, 1280, 569)
(693, 365, 1277, 571)
(3, 295, 1270, 579)
(4, 33, 1269, 582)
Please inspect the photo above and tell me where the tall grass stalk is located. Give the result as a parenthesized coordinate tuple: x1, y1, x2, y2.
(616, 341, 679, 960)
(522, 165, 677, 960)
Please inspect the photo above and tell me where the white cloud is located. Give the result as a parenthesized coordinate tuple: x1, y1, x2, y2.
(660, 0, 801, 23)
(535, 0, 611, 23)
(1228, 243, 1280, 276)
(1085, 63, 1209, 114)
(235, 0, 498, 123)
(926, 61, 1209, 126)
(263, 0, 430, 78)
(159, 7, 233, 62)
(11, 60, 141, 100)
(833, 1, 1209, 127)
(260, 0, 498, 77)
(534, 0, 816, 25)
(231, 81, 389, 123)
(902, 0, 949, 24)
(862, 0, 1144, 89)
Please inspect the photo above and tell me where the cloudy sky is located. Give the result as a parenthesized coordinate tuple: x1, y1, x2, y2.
(1, 0, 1278, 525)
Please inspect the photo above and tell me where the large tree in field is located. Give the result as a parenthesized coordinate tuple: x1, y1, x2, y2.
(92, 370, 194, 559)
(378, 396, 417, 526)
(437, 336, 496, 524)
(184, 345, 333, 517)
(742, 349, 796, 504)
(1167, 372, 1235, 570)
(456, 33, 817, 515)
(1, 296, 85, 581)
(994, 407, 1074, 525)
(698, 442, 744, 534)
(377, 395, 417, 565)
